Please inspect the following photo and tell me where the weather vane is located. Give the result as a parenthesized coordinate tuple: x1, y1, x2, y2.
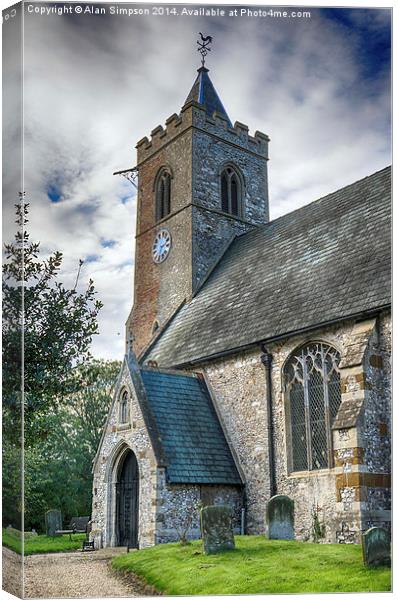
(197, 32, 213, 68)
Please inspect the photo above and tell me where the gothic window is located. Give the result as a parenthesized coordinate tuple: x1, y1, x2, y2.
(155, 168, 171, 222)
(284, 342, 341, 473)
(220, 166, 242, 217)
(119, 390, 129, 424)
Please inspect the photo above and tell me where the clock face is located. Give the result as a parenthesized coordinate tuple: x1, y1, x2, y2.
(152, 229, 172, 263)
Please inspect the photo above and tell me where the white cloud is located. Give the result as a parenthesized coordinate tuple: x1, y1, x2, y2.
(3, 6, 390, 359)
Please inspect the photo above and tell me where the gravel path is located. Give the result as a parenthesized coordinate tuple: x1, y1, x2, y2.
(2, 547, 23, 598)
(3, 547, 154, 599)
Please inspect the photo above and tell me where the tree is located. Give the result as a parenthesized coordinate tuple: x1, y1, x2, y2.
(66, 359, 122, 458)
(2, 201, 104, 528)
(23, 359, 121, 531)
(2, 201, 103, 442)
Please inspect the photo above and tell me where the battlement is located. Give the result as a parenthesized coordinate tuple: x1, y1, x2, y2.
(136, 100, 269, 163)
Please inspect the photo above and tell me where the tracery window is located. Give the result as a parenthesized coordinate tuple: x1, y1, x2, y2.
(119, 390, 129, 424)
(155, 168, 171, 222)
(220, 166, 242, 217)
(284, 342, 341, 473)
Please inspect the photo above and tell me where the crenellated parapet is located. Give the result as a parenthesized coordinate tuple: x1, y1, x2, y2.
(194, 106, 269, 158)
(136, 106, 192, 163)
(136, 100, 269, 164)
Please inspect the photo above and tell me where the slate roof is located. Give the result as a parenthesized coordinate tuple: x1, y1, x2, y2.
(146, 166, 391, 367)
(140, 369, 242, 485)
(185, 67, 232, 126)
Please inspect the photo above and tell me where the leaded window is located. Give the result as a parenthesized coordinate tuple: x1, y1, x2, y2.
(155, 169, 171, 221)
(120, 390, 129, 424)
(284, 342, 341, 473)
(221, 166, 242, 217)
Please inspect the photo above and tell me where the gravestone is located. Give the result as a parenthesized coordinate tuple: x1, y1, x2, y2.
(200, 505, 235, 554)
(45, 509, 62, 537)
(362, 527, 390, 566)
(267, 495, 295, 540)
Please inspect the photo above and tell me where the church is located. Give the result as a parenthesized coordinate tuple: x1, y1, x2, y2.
(90, 47, 391, 550)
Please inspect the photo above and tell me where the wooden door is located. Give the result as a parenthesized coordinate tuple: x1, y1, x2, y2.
(117, 451, 139, 548)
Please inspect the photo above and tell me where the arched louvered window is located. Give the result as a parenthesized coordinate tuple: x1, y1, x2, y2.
(155, 169, 171, 222)
(220, 166, 242, 217)
(119, 390, 129, 424)
(284, 342, 341, 473)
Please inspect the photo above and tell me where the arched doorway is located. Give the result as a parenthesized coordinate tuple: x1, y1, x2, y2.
(116, 450, 139, 547)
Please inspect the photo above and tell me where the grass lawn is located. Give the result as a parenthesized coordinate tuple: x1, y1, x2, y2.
(2, 528, 86, 555)
(112, 535, 391, 595)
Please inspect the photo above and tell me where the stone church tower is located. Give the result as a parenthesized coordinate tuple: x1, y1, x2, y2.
(127, 65, 270, 355)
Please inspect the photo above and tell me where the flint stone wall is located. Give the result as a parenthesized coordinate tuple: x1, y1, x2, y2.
(204, 352, 270, 534)
(155, 472, 243, 544)
(361, 313, 391, 531)
(201, 312, 391, 543)
(361, 314, 391, 474)
(91, 362, 157, 549)
(192, 113, 269, 223)
(191, 113, 269, 288)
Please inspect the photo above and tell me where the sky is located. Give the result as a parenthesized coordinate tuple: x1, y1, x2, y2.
(2, 1, 391, 359)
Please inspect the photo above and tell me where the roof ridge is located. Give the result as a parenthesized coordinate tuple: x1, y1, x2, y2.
(141, 366, 199, 378)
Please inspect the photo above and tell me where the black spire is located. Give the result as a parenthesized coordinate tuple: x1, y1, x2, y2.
(185, 67, 232, 127)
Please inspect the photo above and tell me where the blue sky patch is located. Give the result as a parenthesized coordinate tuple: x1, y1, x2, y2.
(101, 239, 116, 248)
(322, 8, 391, 80)
(47, 183, 62, 203)
(78, 203, 98, 215)
(85, 254, 100, 263)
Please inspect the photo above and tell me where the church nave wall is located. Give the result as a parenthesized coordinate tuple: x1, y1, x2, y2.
(203, 350, 271, 535)
(200, 312, 391, 543)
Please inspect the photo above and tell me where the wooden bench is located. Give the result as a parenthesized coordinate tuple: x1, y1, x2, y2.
(54, 528, 75, 541)
(55, 516, 94, 550)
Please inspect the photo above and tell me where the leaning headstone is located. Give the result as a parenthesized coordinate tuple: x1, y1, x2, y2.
(267, 495, 295, 540)
(45, 509, 62, 537)
(362, 527, 390, 566)
(200, 505, 235, 554)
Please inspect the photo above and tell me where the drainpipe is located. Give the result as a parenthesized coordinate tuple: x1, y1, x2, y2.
(260, 345, 277, 498)
(241, 487, 248, 535)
